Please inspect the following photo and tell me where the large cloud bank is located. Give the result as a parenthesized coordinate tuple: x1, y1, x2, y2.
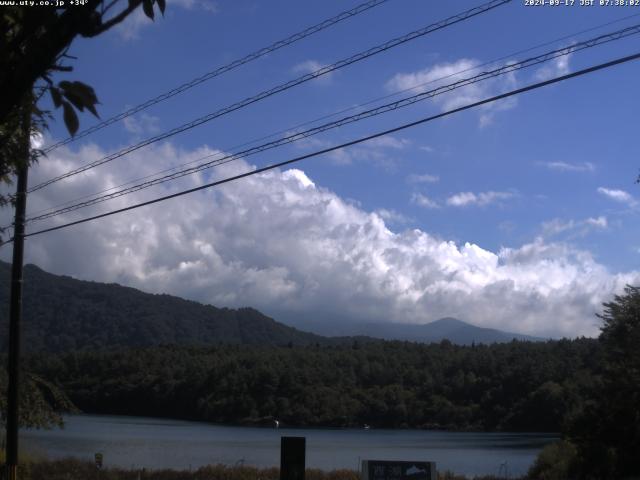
(2, 140, 637, 338)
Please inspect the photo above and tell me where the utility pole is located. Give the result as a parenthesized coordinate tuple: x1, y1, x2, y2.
(5, 106, 30, 480)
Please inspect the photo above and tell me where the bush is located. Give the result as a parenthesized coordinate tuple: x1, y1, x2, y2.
(527, 440, 577, 480)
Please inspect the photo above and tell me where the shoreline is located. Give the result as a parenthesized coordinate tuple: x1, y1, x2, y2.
(22, 413, 552, 478)
(49, 411, 561, 436)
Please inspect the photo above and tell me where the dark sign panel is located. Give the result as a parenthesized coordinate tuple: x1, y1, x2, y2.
(362, 460, 436, 480)
(280, 436, 306, 480)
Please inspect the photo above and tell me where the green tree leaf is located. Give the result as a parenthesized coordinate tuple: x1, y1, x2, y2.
(142, 0, 155, 20)
(50, 87, 62, 108)
(62, 101, 79, 136)
(60, 81, 100, 118)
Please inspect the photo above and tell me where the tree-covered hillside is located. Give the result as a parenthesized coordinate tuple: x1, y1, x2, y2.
(25, 338, 600, 432)
(0, 261, 336, 351)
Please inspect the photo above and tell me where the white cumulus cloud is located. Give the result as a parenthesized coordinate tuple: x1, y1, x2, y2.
(411, 193, 440, 209)
(292, 60, 334, 85)
(123, 113, 161, 137)
(386, 58, 518, 126)
(446, 190, 515, 207)
(585, 216, 608, 228)
(292, 134, 404, 168)
(2, 141, 638, 339)
(375, 208, 413, 225)
(538, 161, 595, 173)
(407, 173, 439, 184)
(597, 187, 637, 206)
(541, 216, 608, 238)
(534, 53, 571, 81)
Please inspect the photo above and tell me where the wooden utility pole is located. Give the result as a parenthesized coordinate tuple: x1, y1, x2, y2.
(5, 108, 30, 480)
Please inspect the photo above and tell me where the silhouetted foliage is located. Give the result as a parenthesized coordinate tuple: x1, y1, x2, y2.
(11, 458, 513, 480)
(526, 440, 578, 480)
(562, 286, 640, 479)
(0, 0, 163, 219)
(0, 368, 77, 429)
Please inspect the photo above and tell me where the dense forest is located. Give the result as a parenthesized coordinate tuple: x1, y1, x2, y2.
(24, 338, 600, 432)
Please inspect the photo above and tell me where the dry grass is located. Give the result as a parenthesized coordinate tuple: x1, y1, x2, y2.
(11, 458, 521, 480)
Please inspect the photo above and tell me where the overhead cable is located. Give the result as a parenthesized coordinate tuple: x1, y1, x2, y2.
(42, 0, 391, 153)
(22, 50, 640, 238)
(29, 0, 511, 193)
(26, 11, 640, 221)
(24, 23, 640, 223)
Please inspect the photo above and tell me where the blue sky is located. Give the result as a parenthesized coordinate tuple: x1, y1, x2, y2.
(4, 0, 640, 337)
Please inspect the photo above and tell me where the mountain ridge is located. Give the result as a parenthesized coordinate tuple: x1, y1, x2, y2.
(1, 261, 543, 351)
(291, 316, 544, 345)
(0, 261, 338, 352)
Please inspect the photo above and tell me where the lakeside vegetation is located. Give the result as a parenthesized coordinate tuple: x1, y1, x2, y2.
(2, 457, 518, 480)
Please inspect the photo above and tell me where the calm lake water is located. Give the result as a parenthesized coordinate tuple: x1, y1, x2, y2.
(22, 414, 557, 478)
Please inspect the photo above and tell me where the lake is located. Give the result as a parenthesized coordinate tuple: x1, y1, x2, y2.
(22, 414, 557, 478)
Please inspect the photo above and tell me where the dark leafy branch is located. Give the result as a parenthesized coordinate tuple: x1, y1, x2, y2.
(0, 0, 166, 219)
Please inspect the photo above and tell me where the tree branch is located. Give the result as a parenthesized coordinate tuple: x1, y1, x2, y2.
(0, 0, 144, 123)
(83, 0, 144, 38)
(101, 0, 123, 16)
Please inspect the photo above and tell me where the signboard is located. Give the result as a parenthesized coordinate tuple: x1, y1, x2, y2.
(361, 460, 436, 480)
(280, 436, 305, 480)
(95, 452, 103, 469)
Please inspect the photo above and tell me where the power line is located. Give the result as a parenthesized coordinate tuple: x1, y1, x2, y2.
(22, 50, 640, 239)
(25, 22, 640, 224)
(29, 0, 512, 193)
(25, 11, 640, 221)
(42, 0, 391, 154)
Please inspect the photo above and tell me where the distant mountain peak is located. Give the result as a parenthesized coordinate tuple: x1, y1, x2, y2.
(429, 317, 467, 325)
(292, 316, 544, 345)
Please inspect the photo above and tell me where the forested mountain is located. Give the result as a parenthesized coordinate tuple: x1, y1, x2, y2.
(0, 261, 334, 351)
(25, 338, 601, 432)
(1, 261, 547, 352)
(297, 317, 544, 344)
